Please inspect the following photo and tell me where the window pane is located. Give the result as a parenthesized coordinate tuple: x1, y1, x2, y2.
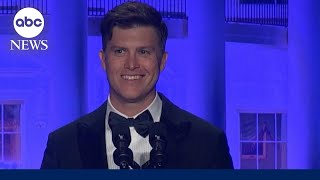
(240, 113, 257, 140)
(258, 143, 275, 169)
(0, 104, 2, 131)
(4, 134, 21, 161)
(258, 113, 275, 141)
(276, 114, 282, 141)
(240, 142, 257, 169)
(277, 113, 287, 141)
(3, 104, 21, 132)
(277, 143, 287, 169)
(0, 135, 2, 160)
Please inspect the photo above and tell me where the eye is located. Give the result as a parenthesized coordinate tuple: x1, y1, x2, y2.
(114, 48, 126, 56)
(139, 49, 151, 55)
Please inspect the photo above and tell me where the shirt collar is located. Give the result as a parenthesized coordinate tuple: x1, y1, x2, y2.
(106, 92, 162, 130)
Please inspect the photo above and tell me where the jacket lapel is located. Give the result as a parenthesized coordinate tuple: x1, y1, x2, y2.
(75, 93, 191, 169)
(158, 93, 191, 168)
(77, 102, 108, 169)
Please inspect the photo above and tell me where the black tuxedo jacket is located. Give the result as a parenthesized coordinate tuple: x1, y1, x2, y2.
(41, 93, 233, 169)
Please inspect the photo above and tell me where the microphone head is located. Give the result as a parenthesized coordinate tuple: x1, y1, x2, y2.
(112, 125, 131, 148)
(113, 147, 134, 168)
(149, 122, 167, 147)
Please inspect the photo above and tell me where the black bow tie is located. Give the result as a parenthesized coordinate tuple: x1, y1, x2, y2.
(108, 110, 154, 137)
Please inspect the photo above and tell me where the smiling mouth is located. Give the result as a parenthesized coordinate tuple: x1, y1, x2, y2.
(121, 75, 144, 80)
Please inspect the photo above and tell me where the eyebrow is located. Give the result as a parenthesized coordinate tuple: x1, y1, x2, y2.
(137, 47, 156, 50)
(109, 45, 156, 51)
(109, 46, 127, 50)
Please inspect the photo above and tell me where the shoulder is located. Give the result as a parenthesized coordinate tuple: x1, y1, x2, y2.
(159, 94, 233, 168)
(48, 102, 107, 139)
(175, 105, 225, 138)
(159, 92, 224, 138)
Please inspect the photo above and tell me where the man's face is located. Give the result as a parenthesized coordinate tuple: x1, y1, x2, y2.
(99, 26, 167, 104)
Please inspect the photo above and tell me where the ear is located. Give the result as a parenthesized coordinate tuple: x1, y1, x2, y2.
(160, 52, 168, 72)
(99, 50, 107, 71)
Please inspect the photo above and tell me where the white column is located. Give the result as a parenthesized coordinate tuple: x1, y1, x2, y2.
(288, 0, 320, 168)
(46, 0, 87, 129)
(187, 1, 226, 130)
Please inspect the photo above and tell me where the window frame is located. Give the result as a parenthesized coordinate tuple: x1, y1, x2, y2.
(239, 112, 287, 169)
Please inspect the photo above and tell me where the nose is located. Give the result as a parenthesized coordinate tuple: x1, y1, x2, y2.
(124, 52, 139, 70)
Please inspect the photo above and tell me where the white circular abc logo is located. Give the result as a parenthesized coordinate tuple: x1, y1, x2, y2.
(13, 7, 44, 38)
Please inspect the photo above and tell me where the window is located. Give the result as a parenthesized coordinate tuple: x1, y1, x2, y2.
(0, 103, 21, 169)
(240, 113, 287, 169)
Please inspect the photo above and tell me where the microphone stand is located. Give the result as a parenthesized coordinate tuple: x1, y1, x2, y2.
(112, 126, 141, 169)
(143, 122, 168, 169)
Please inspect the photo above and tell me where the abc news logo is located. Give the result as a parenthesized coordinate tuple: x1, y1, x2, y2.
(10, 7, 48, 50)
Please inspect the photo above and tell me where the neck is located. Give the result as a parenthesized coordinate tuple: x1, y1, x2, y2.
(109, 91, 156, 117)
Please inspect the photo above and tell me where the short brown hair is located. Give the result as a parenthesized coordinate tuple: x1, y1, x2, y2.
(100, 1, 168, 53)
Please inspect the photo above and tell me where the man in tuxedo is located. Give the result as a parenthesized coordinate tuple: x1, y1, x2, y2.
(41, 1, 233, 169)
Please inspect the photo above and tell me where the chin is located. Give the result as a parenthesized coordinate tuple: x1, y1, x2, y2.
(120, 92, 144, 103)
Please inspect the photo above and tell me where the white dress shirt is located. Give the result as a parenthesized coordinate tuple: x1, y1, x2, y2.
(105, 92, 162, 169)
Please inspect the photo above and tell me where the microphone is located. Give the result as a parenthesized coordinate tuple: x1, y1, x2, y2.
(145, 122, 168, 168)
(112, 125, 140, 169)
